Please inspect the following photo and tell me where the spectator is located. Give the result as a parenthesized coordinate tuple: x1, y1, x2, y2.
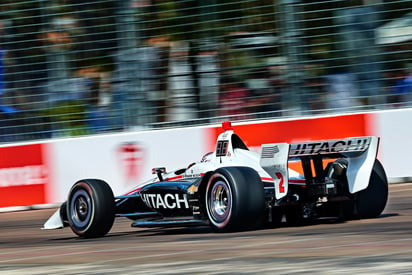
(305, 76, 327, 113)
(246, 67, 282, 117)
(219, 77, 253, 120)
(391, 66, 412, 106)
(324, 70, 361, 111)
(0, 48, 4, 97)
(168, 41, 196, 122)
(86, 74, 114, 133)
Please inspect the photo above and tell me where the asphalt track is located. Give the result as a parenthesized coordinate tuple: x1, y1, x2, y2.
(1, 183, 411, 274)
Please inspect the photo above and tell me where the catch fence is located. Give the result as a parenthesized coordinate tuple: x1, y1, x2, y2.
(0, 0, 410, 142)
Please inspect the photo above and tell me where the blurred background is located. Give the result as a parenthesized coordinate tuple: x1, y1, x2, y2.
(0, 0, 410, 143)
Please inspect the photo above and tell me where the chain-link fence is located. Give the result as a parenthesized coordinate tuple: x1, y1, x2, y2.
(0, 0, 410, 143)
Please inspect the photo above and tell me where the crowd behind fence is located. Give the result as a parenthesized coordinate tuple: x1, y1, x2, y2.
(0, 0, 411, 143)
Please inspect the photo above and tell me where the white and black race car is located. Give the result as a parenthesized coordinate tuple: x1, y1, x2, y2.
(43, 121, 388, 238)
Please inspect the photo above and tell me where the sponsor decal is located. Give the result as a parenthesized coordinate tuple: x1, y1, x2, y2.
(141, 193, 189, 209)
(0, 165, 47, 187)
(184, 172, 205, 179)
(0, 144, 48, 207)
(290, 138, 371, 156)
(117, 142, 145, 186)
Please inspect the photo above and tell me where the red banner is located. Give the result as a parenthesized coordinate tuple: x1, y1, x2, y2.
(210, 114, 369, 149)
(0, 144, 48, 207)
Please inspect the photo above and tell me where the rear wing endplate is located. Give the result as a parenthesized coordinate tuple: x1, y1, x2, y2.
(260, 136, 380, 199)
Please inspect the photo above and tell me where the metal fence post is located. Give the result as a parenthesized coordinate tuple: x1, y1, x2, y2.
(279, 0, 305, 116)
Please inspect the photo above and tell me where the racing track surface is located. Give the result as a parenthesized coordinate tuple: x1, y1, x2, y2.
(1, 183, 412, 275)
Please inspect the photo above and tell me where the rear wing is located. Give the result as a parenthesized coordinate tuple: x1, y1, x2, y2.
(260, 136, 379, 199)
(289, 137, 375, 157)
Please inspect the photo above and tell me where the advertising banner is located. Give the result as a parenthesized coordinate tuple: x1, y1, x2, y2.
(0, 144, 49, 208)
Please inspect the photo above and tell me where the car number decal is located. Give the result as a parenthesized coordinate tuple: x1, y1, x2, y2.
(275, 172, 285, 193)
(216, 140, 229, 157)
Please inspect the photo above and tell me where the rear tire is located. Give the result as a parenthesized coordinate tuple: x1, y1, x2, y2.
(355, 159, 388, 218)
(331, 159, 388, 220)
(205, 167, 265, 231)
(67, 179, 115, 238)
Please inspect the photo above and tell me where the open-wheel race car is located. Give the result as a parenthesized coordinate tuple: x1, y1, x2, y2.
(43, 121, 388, 238)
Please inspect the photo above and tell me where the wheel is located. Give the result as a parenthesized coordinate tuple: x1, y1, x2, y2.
(59, 201, 69, 226)
(355, 159, 388, 218)
(329, 158, 388, 220)
(205, 167, 265, 231)
(67, 179, 115, 238)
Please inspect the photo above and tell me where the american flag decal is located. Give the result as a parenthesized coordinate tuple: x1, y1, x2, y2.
(262, 145, 279, 158)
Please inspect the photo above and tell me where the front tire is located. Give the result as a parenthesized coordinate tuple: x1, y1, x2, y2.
(205, 167, 265, 231)
(67, 179, 115, 238)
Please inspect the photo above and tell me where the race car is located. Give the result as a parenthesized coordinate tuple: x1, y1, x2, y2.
(43, 121, 388, 238)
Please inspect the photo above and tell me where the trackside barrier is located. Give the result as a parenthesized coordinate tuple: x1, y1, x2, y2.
(0, 109, 411, 211)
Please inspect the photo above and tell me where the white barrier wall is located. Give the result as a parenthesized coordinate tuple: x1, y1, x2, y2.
(1, 108, 411, 210)
(372, 109, 412, 179)
(47, 126, 212, 203)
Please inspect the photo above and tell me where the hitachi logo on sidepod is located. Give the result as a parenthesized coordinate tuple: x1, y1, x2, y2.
(141, 193, 189, 209)
(290, 137, 371, 156)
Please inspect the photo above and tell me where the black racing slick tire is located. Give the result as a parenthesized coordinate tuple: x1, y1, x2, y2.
(332, 158, 388, 220)
(355, 159, 388, 219)
(67, 179, 115, 238)
(60, 201, 69, 226)
(205, 167, 265, 232)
